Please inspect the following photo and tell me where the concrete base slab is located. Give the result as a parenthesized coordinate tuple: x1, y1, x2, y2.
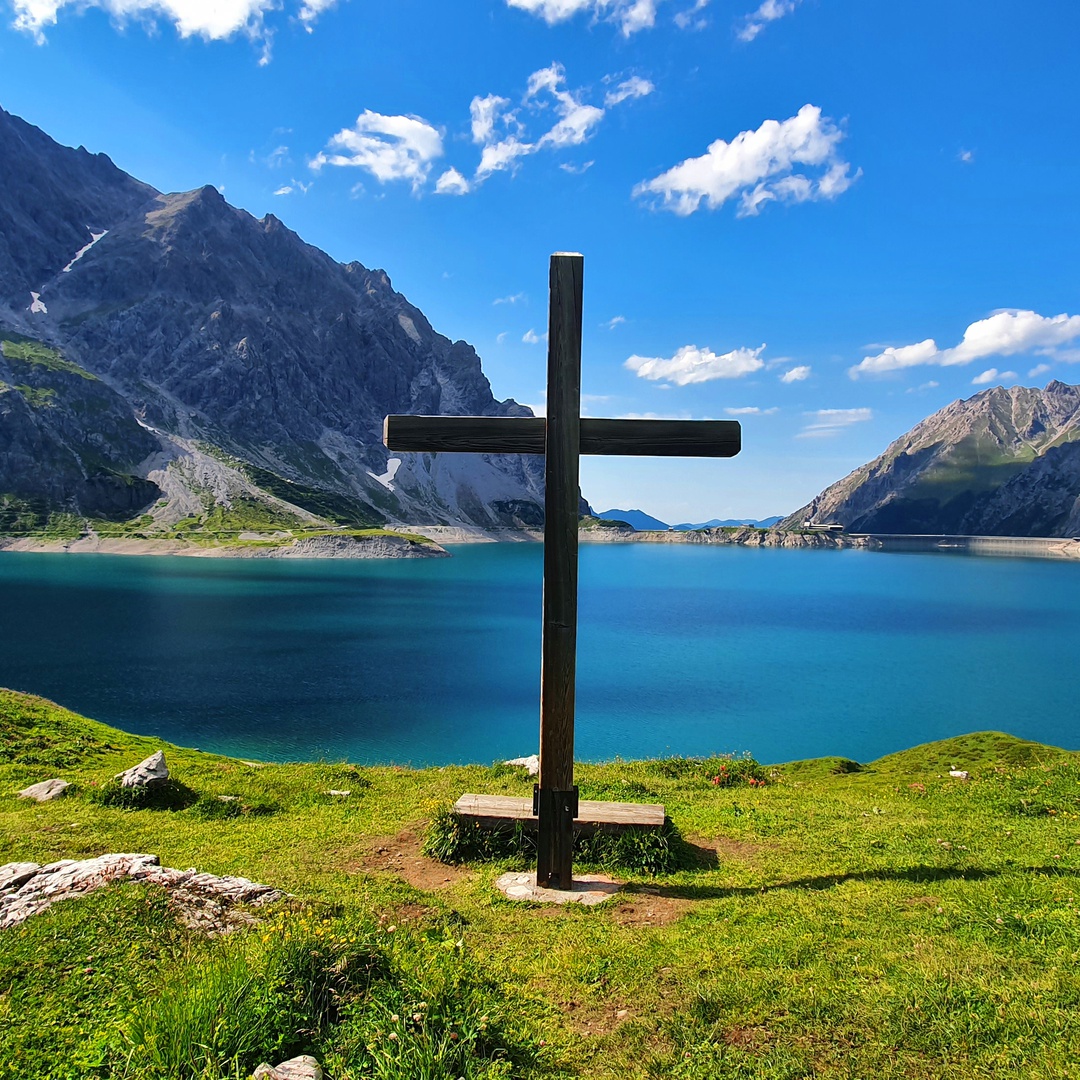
(494, 871, 621, 905)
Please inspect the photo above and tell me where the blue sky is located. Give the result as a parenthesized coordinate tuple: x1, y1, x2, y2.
(1, 0, 1078, 522)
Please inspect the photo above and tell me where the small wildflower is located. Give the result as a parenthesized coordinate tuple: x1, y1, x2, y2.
(388, 1032, 398, 1041)
(391, 1014, 399, 1023)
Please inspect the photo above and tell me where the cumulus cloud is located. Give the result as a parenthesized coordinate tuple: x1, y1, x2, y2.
(849, 310, 1080, 378)
(737, 0, 799, 42)
(972, 368, 1017, 385)
(506, 0, 660, 36)
(634, 104, 859, 217)
(310, 111, 443, 192)
(625, 343, 765, 386)
(434, 167, 471, 195)
(780, 364, 811, 383)
(797, 408, 873, 439)
(1029, 363, 1052, 378)
(11, 0, 336, 55)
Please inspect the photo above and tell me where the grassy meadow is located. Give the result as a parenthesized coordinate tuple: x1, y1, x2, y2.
(1, 688, 1079, 1079)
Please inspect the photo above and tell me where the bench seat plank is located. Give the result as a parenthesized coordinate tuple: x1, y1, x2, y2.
(453, 793, 664, 834)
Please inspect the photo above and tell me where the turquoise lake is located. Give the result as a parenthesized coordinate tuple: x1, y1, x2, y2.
(0, 543, 1076, 765)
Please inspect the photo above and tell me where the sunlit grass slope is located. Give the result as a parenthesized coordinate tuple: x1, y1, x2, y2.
(2, 689, 1079, 1079)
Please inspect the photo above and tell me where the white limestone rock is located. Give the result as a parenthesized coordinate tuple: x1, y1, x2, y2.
(0, 853, 283, 931)
(505, 754, 540, 776)
(17, 778, 70, 802)
(253, 1056, 323, 1080)
(115, 750, 168, 788)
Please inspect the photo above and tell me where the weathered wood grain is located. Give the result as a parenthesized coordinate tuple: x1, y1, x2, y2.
(454, 793, 665, 835)
(537, 252, 583, 890)
(384, 415, 740, 458)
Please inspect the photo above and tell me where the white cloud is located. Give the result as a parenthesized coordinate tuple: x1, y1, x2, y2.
(310, 111, 443, 192)
(725, 406, 778, 415)
(298, 0, 337, 28)
(559, 160, 595, 174)
(1029, 363, 1052, 378)
(605, 315, 626, 329)
(850, 310, 1080, 377)
(737, 0, 799, 42)
(959, 148, 974, 164)
(470, 95, 512, 145)
(625, 343, 765, 386)
(506, 0, 660, 36)
(674, 0, 708, 30)
(634, 104, 859, 217)
(434, 167, 471, 195)
(604, 76, 655, 107)
(494, 293, 526, 305)
(11, 0, 335, 53)
(779, 364, 811, 383)
(797, 407, 872, 439)
(972, 368, 1017, 386)
(273, 185, 293, 196)
(471, 62, 648, 184)
(523, 328, 548, 344)
(905, 380, 940, 393)
(496, 332, 509, 344)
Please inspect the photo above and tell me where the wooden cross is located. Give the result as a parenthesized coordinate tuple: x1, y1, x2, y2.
(385, 253, 741, 890)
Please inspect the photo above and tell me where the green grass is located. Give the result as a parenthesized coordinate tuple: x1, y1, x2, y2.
(2, 689, 1080, 1078)
(0, 334, 98, 381)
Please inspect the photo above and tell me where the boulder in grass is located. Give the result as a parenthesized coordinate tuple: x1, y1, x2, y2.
(17, 779, 70, 802)
(504, 754, 540, 776)
(253, 1057, 323, 1080)
(115, 751, 168, 788)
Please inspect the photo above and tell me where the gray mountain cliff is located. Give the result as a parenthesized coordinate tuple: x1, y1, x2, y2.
(0, 107, 567, 534)
(784, 382, 1080, 536)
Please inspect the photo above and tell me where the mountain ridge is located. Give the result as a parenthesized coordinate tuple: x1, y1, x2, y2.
(0, 106, 574, 537)
(783, 381, 1080, 536)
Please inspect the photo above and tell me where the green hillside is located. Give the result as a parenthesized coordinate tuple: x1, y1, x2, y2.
(2, 689, 1079, 1078)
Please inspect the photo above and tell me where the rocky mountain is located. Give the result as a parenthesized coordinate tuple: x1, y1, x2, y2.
(0, 106, 568, 535)
(784, 382, 1080, 536)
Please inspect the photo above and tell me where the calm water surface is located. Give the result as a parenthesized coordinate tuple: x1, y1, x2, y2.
(0, 544, 1076, 764)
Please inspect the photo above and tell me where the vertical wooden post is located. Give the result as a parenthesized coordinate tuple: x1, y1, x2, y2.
(536, 252, 583, 890)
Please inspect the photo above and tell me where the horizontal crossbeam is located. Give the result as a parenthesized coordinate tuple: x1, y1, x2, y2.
(384, 415, 741, 458)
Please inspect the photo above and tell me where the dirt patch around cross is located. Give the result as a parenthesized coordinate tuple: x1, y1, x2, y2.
(357, 828, 466, 891)
(609, 889, 694, 927)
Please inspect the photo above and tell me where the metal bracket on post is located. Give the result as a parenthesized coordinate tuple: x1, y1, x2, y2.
(532, 784, 540, 816)
(535, 786, 579, 890)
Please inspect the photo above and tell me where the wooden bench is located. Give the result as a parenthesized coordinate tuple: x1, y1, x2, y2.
(454, 793, 665, 836)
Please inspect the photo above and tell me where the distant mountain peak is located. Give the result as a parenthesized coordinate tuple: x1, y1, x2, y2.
(784, 381, 1080, 536)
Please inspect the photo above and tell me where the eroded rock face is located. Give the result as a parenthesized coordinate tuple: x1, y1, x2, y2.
(115, 750, 168, 788)
(0, 853, 283, 932)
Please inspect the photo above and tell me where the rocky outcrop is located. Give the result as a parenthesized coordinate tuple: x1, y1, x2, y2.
(0, 107, 563, 533)
(17, 778, 70, 802)
(783, 382, 1080, 536)
(115, 750, 168, 787)
(0, 853, 283, 932)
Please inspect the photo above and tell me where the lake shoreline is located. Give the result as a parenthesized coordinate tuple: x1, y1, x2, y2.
(2, 525, 1078, 561)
